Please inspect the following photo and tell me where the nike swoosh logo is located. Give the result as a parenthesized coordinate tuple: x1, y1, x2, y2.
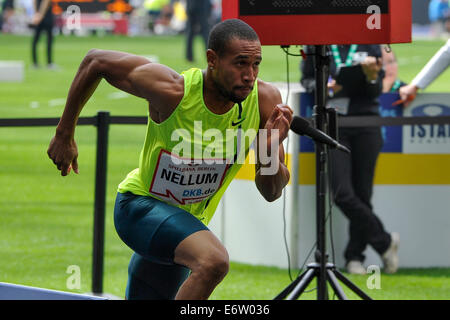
(231, 118, 245, 126)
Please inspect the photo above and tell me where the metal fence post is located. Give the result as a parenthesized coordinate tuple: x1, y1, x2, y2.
(92, 111, 110, 295)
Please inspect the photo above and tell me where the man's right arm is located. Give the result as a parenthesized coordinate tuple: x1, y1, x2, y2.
(48, 49, 183, 176)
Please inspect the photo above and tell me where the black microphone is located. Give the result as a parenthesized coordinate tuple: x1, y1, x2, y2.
(290, 116, 351, 154)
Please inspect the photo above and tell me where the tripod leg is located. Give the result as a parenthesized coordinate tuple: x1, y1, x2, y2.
(333, 269, 372, 300)
(326, 269, 348, 300)
(286, 268, 316, 300)
(274, 271, 307, 300)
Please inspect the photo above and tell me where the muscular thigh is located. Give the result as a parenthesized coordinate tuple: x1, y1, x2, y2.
(114, 192, 209, 265)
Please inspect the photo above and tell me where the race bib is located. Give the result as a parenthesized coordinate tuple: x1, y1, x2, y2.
(149, 150, 230, 205)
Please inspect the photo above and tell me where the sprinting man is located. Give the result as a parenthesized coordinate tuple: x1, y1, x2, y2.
(48, 19, 293, 300)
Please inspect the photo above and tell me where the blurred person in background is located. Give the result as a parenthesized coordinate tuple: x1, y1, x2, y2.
(301, 45, 400, 275)
(144, 0, 172, 34)
(208, 0, 221, 26)
(381, 47, 406, 93)
(444, 8, 450, 36)
(30, 0, 55, 69)
(400, 38, 450, 105)
(185, 0, 211, 62)
(1, 0, 15, 33)
(0, 0, 3, 31)
(429, 0, 449, 38)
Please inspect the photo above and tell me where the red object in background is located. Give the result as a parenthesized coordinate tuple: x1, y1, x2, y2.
(113, 16, 128, 35)
(222, 0, 412, 45)
(392, 93, 416, 106)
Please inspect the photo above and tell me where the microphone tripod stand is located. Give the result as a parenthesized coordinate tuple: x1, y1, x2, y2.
(275, 45, 371, 300)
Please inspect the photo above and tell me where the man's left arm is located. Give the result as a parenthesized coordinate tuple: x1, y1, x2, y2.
(254, 81, 293, 202)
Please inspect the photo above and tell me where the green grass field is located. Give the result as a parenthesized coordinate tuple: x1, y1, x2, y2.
(0, 34, 449, 300)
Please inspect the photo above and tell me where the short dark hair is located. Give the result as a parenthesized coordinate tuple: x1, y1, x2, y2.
(208, 19, 260, 56)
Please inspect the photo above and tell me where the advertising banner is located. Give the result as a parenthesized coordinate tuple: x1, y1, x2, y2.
(299, 92, 450, 154)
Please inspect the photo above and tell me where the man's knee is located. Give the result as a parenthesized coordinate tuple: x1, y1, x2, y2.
(174, 230, 229, 284)
(193, 251, 229, 284)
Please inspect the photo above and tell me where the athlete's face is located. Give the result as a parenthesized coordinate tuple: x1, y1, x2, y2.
(209, 38, 262, 103)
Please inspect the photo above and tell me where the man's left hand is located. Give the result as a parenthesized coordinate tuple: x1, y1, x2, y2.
(264, 104, 293, 147)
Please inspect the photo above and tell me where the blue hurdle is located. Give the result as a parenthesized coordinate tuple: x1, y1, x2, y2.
(0, 282, 107, 300)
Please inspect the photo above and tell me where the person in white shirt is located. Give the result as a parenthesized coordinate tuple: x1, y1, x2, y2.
(399, 39, 450, 105)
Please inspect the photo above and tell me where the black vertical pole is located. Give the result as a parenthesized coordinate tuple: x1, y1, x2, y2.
(313, 45, 329, 300)
(92, 111, 110, 295)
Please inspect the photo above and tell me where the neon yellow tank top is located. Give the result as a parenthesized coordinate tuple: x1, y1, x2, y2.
(118, 68, 260, 225)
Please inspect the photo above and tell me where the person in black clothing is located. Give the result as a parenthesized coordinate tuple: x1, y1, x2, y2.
(300, 45, 399, 275)
(185, 0, 211, 62)
(31, 0, 55, 69)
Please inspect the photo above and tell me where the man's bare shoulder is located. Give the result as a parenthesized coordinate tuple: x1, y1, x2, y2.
(132, 63, 184, 87)
(132, 63, 181, 79)
(257, 79, 282, 126)
(257, 80, 283, 104)
(257, 79, 281, 96)
(130, 63, 185, 100)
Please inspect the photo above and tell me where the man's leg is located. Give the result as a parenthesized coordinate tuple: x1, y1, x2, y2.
(114, 192, 226, 300)
(174, 230, 229, 300)
(125, 253, 190, 300)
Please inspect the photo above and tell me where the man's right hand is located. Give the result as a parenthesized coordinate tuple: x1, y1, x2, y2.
(47, 135, 79, 176)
